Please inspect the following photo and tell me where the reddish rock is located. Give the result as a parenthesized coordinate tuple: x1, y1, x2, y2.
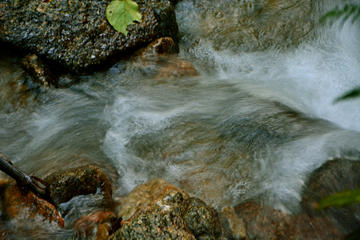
(234, 202, 344, 240)
(74, 210, 117, 239)
(4, 182, 64, 228)
(43, 165, 112, 208)
(155, 57, 199, 79)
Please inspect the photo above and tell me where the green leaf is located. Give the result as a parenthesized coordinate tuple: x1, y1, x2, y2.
(321, 4, 360, 25)
(106, 0, 142, 36)
(315, 187, 360, 211)
(334, 87, 360, 103)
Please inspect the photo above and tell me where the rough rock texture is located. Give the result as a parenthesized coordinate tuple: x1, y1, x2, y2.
(220, 207, 246, 240)
(301, 158, 360, 234)
(0, 0, 179, 73)
(112, 178, 221, 240)
(22, 53, 58, 86)
(3, 182, 65, 228)
(43, 165, 112, 208)
(234, 202, 344, 240)
(115, 178, 190, 221)
(183, 197, 221, 240)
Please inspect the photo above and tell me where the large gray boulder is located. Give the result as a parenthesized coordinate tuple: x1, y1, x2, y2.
(0, 0, 179, 73)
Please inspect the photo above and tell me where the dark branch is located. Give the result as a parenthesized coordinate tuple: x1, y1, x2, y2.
(0, 152, 46, 197)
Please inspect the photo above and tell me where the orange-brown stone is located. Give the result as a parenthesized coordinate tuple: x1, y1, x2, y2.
(4, 183, 64, 228)
(74, 210, 116, 239)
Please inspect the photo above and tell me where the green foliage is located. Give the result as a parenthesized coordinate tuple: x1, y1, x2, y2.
(106, 0, 142, 36)
(322, 4, 360, 104)
(334, 87, 360, 103)
(321, 4, 360, 25)
(316, 187, 360, 211)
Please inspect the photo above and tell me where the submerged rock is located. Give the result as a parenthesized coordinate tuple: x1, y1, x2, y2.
(301, 158, 360, 234)
(112, 178, 221, 239)
(43, 165, 112, 208)
(3, 181, 65, 228)
(234, 202, 344, 240)
(0, 0, 179, 73)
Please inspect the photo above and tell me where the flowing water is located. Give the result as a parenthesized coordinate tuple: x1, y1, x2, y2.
(1, 0, 360, 238)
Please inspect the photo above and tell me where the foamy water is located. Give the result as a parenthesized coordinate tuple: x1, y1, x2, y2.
(0, 0, 360, 237)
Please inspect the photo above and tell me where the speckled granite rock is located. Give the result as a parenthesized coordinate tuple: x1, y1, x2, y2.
(112, 178, 221, 240)
(301, 158, 360, 234)
(43, 165, 112, 208)
(183, 197, 221, 240)
(0, 0, 179, 73)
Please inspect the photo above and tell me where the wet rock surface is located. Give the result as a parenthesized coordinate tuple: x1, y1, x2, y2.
(74, 210, 118, 240)
(234, 202, 344, 240)
(22, 53, 58, 86)
(124, 37, 199, 80)
(301, 158, 360, 234)
(220, 207, 246, 240)
(177, 0, 314, 53)
(3, 181, 65, 228)
(112, 178, 221, 240)
(183, 197, 221, 240)
(43, 165, 112, 208)
(0, 0, 179, 73)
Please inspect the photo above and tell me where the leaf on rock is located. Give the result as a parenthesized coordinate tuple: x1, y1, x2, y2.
(315, 187, 360, 211)
(106, 0, 142, 36)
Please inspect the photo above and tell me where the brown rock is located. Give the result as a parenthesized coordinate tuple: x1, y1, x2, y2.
(155, 57, 199, 79)
(43, 165, 112, 208)
(74, 210, 117, 239)
(112, 178, 221, 240)
(22, 54, 57, 86)
(124, 38, 199, 81)
(301, 158, 360, 234)
(116, 178, 189, 221)
(111, 185, 195, 240)
(4, 182, 64, 228)
(220, 207, 246, 240)
(234, 202, 344, 240)
(135, 37, 179, 60)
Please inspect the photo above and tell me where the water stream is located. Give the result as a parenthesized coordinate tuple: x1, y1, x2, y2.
(1, 0, 360, 238)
